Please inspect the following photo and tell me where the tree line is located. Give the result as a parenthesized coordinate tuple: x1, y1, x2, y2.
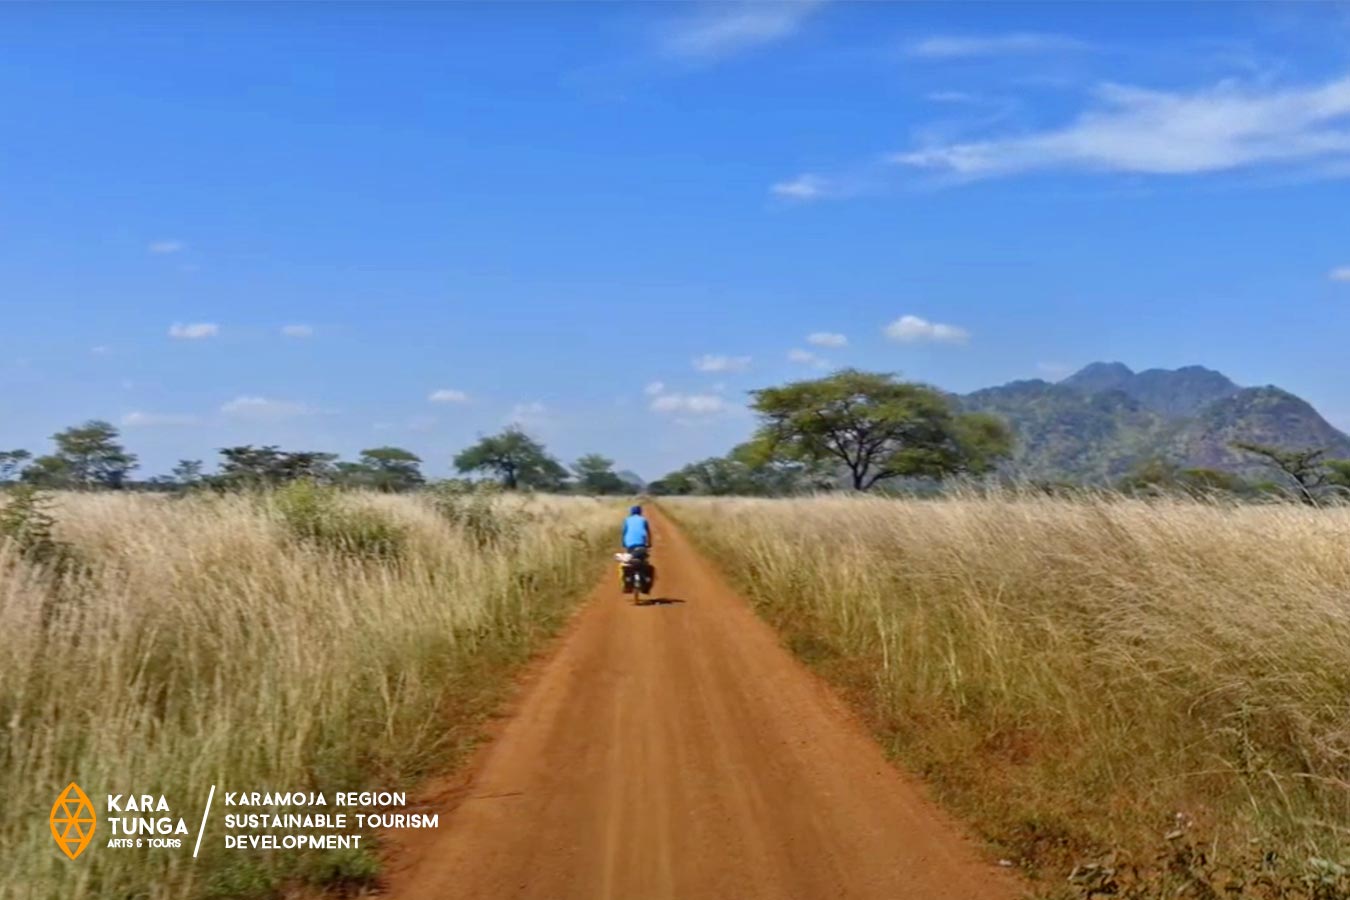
(0, 423, 642, 495)
(5, 368, 1346, 501)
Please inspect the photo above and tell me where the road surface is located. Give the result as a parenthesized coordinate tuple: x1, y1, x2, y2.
(382, 508, 1021, 900)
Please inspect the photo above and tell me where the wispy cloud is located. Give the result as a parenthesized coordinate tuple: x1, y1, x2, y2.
(905, 32, 1089, 60)
(428, 388, 470, 404)
(220, 396, 314, 420)
(894, 74, 1350, 181)
(662, 0, 822, 62)
(280, 324, 314, 338)
(148, 239, 185, 254)
(771, 173, 833, 201)
(807, 331, 847, 347)
(693, 353, 752, 373)
(1329, 266, 1350, 282)
(121, 411, 201, 427)
(884, 315, 970, 344)
(168, 322, 218, 340)
(644, 381, 667, 396)
(650, 392, 728, 415)
(1036, 361, 1072, 380)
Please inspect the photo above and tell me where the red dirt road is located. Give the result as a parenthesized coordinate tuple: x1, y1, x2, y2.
(382, 509, 1021, 900)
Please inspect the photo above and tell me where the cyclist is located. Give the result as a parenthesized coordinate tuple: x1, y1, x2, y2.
(619, 505, 654, 595)
(622, 504, 651, 552)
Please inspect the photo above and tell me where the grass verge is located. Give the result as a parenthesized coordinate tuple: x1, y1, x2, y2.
(1, 486, 614, 900)
(667, 493, 1350, 899)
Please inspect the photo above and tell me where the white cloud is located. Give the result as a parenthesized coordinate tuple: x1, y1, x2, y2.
(807, 331, 847, 347)
(771, 173, 831, 200)
(428, 388, 470, 404)
(884, 315, 970, 344)
(788, 348, 828, 368)
(1036, 361, 1072, 380)
(644, 381, 666, 396)
(893, 74, 1350, 180)
(662, 0, 822, 62)
(168, 322, 218, 340)
(280, 324, 313, 338)
(121, 411, 201, 427)
(148, 240, 185, 254)
(220, 396, 314, 420)
(905, 32, 1089, 60)
(91, 345, 110, 355)
(693, 354, 751, 373)
(650, 393, 728, 415)
(1329, 266, 1350, 282)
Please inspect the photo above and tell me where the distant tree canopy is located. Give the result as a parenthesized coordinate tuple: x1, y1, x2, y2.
(0, 450, 32, 483)
(649, 440, 837, 497)
(20, 421, 137, 489)
(339, 447, 425, 493)
(216, 445, 338, 489)
(748, 370, 1013, 491)
(572, 454, 636, 495)
(454, 428, 568, 490)
(172, 459, 204, 486)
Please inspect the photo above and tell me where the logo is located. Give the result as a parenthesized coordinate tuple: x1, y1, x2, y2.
(50, 782, 97, 860)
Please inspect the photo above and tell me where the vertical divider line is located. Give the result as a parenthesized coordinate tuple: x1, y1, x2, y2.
(193, 784, 216, 858)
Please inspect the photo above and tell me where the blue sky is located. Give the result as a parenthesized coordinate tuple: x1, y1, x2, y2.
(3, 2, 1350, 480)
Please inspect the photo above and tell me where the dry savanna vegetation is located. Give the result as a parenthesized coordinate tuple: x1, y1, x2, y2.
(669, 493, 1350, 899)
(0, 484, 614, 900)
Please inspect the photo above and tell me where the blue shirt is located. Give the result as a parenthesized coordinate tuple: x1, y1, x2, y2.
(622, 514, 650, 548)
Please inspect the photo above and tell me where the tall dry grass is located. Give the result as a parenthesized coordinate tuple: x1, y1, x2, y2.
(0, 486, 614, 900)
(669, 492, 1350, 897)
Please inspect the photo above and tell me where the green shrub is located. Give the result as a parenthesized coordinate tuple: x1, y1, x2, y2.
(427, 481, 534, 548)
(0, 485, 78, 574)
(274, 480, 406, 561)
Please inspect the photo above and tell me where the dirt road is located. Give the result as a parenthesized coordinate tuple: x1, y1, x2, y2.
(383, 509, 1021, 899)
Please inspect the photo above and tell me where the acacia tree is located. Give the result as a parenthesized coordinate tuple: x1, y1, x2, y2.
(32, 421, 138, 489)
(749, 369, 1012, 491)
(355, 446, 425, 492)
(1232, 441, 1329, 504)
(216, 445, 337, 488)
(454, 428, 568, 490)
(572, 454, 632, 495)
(172, 459, 204, 486)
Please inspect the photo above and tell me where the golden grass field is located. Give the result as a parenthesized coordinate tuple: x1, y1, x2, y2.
(0, 485, 613, 900)
(668, 493, 1350, 898)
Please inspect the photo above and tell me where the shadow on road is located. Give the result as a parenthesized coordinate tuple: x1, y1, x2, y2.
(636, 597, 686, 607)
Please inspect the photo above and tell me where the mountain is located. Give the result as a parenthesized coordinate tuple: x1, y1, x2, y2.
(1060, 362, 1240, 419)
(962, 364, 1350, 483)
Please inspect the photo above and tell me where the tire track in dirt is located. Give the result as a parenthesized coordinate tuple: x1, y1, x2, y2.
(380, 507, 1022, 899)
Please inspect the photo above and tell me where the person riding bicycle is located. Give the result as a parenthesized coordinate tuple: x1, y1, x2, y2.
(622, 505, 651, 553)
(620, 505, 654, 594)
